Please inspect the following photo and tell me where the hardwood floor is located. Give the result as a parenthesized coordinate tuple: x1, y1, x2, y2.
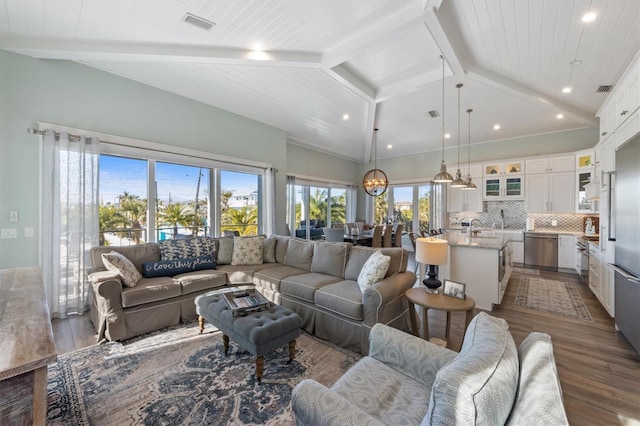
(52, 267, 640, 425)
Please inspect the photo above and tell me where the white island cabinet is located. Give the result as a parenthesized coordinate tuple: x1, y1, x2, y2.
(444, 235, 512, 311)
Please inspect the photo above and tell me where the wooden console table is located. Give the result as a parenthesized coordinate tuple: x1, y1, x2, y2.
(0, 267, 57, 425)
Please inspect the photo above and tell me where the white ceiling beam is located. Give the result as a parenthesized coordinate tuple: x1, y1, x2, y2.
(364, 102, 378, 163)
(375, 65, 450, 103)
(422, 6, 464, 76)
(0, 36, 322, 68)
(322, 5, 430, 69)
(467, 66, 599, 128)
(325, 64, 376, 102)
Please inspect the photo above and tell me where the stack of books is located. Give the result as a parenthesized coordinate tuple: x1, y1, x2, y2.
(222, 289, 270, 316)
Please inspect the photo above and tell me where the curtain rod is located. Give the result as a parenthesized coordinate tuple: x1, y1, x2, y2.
(27, 127, 273, 171)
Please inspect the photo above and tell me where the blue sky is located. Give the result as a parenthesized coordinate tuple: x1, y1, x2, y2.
(99, 155, 259, 205)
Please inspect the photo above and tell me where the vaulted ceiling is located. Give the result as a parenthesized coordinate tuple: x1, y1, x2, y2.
(1, 0, 638, 162)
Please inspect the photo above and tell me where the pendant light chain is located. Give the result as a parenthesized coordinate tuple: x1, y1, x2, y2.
(441, 55, 445, 163)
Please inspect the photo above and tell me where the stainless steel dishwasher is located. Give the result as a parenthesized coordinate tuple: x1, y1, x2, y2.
(524, 232, 558, 271)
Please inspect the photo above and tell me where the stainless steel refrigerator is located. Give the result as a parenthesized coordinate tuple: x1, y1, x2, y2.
(611, 134, 640, 353)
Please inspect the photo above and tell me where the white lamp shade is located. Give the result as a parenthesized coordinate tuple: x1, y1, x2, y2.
(415, 238, 448, 265)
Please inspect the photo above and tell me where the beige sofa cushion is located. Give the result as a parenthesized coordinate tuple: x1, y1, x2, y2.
(425, 312, 519, 425)
(273, 235, 289, 264)
(90, 243, 161, 273)
(101, 251, 143, 288)
(263, 236, 277, 263)
(121, 277, 181, 308)
(311, 241, 351, 278)
(284, 238, 314, 271)
(173, 270, 227, 295)
(253, 265, 306, 292)
(314, 280, 363, 320)
(280, 273, 342, 303)
(217, 263, 279, 284)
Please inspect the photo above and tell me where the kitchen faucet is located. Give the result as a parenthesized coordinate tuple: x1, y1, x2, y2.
(470, 218, 482, 236)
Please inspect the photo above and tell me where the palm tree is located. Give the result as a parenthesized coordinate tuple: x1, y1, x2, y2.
(118, 191, 147, 243)
(99, 204, 129, 245)
(330, 193, 347, 224)
(224, 206, 258, 236)
(158, 203, 196, 238)
(308, 188, 328, 226)
(374, 192, 389, 224)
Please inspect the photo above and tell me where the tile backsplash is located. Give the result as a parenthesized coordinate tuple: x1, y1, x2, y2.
(449, 200, 596, 233)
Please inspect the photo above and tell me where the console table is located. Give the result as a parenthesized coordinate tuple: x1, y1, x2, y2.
(0, 267, 57, 425)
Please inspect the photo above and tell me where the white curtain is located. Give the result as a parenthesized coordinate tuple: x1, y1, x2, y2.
(41, 129, 99, 318)
(264, 167, 277, 236)
(286, 175, 296, 236)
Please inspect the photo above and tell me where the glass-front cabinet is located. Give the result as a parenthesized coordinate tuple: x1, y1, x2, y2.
(483, 176, 524, 200)
(576, 170, 597, 213)
(484, 160, 523, 176)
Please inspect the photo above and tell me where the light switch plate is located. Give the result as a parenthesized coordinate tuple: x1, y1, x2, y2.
(9, 210, 18, 222)
(1, 228, 17, 239)
(24, 227, 34, 238)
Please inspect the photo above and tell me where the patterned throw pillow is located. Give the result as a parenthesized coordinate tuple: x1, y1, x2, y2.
(141, 255, 217, 278)
(158, 237, 216, 260)
(357, 250, 391, 292)
(231, 236, 265, 266)
(101, 251, 143, 288)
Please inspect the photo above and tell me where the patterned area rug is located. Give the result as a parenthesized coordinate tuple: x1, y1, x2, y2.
(47, 322, 360, 425)
(514, 275, 593, 322)
(512, 266, 540, 275)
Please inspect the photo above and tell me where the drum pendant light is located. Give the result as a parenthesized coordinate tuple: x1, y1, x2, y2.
(362, 128, 388, 196)
(433, 55, 454, 183)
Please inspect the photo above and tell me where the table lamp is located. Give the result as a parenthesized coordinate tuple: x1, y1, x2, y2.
(415, 237, 448, 293)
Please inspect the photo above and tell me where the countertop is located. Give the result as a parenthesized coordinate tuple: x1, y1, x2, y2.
(442, 233, 510, 250)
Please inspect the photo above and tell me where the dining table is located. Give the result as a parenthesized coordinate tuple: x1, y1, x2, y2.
(343, 231, 373, 246)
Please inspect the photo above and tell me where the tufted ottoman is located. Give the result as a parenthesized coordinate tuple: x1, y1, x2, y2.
(195, 290, 302, 383)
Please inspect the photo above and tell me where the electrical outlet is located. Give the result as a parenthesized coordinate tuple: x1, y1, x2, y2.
(551, 220, 558, 227)
(1, 228, 17, 239)
(24, 227, 34, 238)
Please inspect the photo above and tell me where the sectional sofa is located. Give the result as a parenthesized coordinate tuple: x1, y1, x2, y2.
(88, 235, 416, 353)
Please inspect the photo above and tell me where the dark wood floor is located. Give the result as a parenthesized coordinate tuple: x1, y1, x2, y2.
(52, 267, 640, 425)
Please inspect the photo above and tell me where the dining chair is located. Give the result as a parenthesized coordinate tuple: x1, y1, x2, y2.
(408, 232, 421, 274)
(371, 225, 384, 248)
(382, 224, 393, 247)
(392, 223, 405, 247)
(322, 227, 345, 242)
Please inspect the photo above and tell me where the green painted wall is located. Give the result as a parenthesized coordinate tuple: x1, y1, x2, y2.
(286, 143, 359, 183)
(0, 50, 289, 268)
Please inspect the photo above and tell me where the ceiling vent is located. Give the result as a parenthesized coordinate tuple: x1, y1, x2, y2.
(183, 12, 215, 31)
(596, 85, 613, 93)
(428, 110, 440, 118)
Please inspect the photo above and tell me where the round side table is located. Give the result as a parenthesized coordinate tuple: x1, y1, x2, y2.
(405, 287, 476, 346)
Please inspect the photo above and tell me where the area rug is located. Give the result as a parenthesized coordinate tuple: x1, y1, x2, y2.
(512, 266, 540, 275)
(514, 275, 593, 322)
(47, 322, 360, 425)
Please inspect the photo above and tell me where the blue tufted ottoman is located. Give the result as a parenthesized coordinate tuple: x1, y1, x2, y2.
(195, 290, 302, 383)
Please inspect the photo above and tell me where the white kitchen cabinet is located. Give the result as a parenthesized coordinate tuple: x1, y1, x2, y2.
(483, 176, 524, 200)
(576, 170, 597, 213)
(525, 155, 574, 174)
(511, 241, 524, 265)
(588, 243, 600, 297)
(484, 161, 523, 176)
(525, 171, 574, 212)
(558, 235, 575, 269)
(576, 150, 595, 170)
(599, 240, 615, 317)
(613, 56, 640, 129)
(448, 164, 483, 212)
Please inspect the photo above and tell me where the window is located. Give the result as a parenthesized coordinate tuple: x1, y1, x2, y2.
(370, 182, 432, 233)
(98, 154, 266, 245)
(286, 179, 353, 240)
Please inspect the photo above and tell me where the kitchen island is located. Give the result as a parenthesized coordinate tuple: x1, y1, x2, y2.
(439, 233, 512, 311)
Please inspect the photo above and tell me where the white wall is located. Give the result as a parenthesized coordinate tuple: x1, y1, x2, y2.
(0, 50, 289, 268)
(286, 143, 359, 183)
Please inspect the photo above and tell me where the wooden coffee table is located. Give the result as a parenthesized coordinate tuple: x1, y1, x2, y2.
(405, 287, 476, 345)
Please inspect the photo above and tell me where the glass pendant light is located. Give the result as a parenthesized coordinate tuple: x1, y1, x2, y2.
(462, 108, 478, 190)
(451, 83, 467, 187)
(433, 55, 454, 183)
(362, 128, 389, 196)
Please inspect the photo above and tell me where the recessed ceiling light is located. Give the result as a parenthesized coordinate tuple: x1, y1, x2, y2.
(342, 114, 350, 121)
(387, 144, 393, 149)
(493, 124, 501, 130)
(445, 133, 451, 139)
(582, 12, 597, 22)
(562, 87, 572, 93)
(557, 114, 565, 119)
